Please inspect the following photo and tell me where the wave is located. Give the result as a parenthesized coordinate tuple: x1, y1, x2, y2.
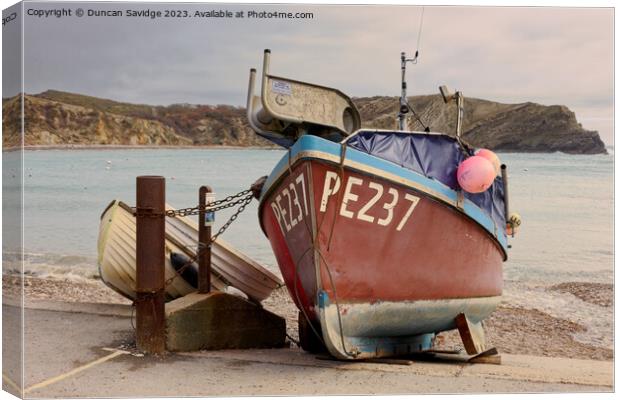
(3, 251, 100, 282)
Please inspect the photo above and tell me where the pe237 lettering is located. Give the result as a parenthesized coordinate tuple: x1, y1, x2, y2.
(270, 171, 420, 234)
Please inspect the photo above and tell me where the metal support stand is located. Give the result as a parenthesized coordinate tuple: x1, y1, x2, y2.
(198, 186, 212, 293)
(135, 176, 166, 354)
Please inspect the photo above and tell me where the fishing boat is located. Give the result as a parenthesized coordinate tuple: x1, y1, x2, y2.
(97, 200, 282, 302)
(247, 50, 516, 360)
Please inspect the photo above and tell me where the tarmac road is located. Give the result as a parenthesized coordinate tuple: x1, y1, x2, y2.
(1, 301, 613, 398)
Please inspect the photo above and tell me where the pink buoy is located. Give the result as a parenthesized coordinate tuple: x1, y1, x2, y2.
(457, 156, 496, 193)
(475, 148, 501, 175)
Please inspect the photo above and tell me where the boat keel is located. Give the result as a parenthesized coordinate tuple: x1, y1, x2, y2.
(316, 290, 501, 360)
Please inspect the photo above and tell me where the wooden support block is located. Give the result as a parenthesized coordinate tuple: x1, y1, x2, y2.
(469, 354, 501, 365)
(468, 347, 501, 365)
(455, 313, 487, 355)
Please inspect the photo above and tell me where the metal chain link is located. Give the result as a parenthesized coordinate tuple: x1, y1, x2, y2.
(209, 194, 253, 243)
(129, 184, 262, 334)
(178, 190, 252, 218)
(162, 191, 254, 289)
(133, 189, 252, 218)
(163, 250, 199, 289)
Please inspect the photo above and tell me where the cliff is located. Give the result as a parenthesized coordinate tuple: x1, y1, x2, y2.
(1, 90, 606, 154)
(355, 95, 606, 154)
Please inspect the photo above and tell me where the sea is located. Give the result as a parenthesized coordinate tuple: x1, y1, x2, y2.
(3, 147, 614, 349)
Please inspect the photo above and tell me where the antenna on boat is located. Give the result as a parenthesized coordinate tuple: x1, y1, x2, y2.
(398, 7, 427, 131)
(398, 51, 418, 131)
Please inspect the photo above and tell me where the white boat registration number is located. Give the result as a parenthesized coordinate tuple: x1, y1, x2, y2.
(320, 171, 420, 231)
(270, 171, 420, 234)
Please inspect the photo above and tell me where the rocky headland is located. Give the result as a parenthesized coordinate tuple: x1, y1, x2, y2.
(2, 90, 607, 154)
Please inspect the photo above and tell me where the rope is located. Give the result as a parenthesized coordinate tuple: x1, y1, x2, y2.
(292, 247, 326, 349)
(406, 100, 430, 132)
(316, 252, 359, 358)
(286, 333, 300, 347)
(286, 150, 329, 350)
(403, 7, 429, 132)
(327, 145, 347, 251)
(284, 151, 354, 357)
(312, 147, 360, 357)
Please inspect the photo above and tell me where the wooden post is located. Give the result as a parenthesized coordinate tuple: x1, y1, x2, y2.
(198, 186, 212, 293)
(455, 313, 487, 355)
(136, 176, 166, 353)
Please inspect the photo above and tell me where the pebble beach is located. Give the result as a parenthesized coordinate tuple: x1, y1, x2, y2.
(3, 274, 612, 361)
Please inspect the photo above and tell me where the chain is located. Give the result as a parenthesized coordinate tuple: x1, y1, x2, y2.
(210, 194, 253, 243)
(164, 250, 200, 288)
(133, 189, 252, 218)
(129, 183, 262, 335)
(161, 191, 254, 289)
(130, 187, 255, 288)
(170, 190, 252, 218)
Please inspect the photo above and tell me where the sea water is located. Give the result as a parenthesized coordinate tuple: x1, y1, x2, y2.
(4, 148, 613, 349)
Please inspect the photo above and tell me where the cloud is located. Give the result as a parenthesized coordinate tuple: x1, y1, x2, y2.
(16, 4, 614, 143)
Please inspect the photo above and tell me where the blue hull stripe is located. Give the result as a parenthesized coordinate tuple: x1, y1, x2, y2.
(262, 135, 508, 253)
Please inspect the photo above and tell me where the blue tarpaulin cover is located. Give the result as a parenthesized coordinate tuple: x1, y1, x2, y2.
(346, 130, 506, 232)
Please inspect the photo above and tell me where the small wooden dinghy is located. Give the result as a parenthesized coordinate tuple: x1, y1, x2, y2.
(97, 200, 282, 302)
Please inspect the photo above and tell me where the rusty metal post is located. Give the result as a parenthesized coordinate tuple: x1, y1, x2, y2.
(136, 176, 166, 353)
(198, 186, 212, 293)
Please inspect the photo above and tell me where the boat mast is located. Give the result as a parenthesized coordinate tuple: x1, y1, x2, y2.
(398, 51, 418, 131)
(398, 7, 425, 131)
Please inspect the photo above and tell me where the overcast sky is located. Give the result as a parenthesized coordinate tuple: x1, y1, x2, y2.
(7, 3, 614, 144)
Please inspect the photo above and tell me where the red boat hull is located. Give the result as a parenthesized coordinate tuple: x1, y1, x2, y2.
(260, 156, 504, 358)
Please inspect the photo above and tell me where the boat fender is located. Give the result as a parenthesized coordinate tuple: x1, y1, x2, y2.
(170, 252, 199, 288)
(506, 212, 521, 236)
(457, 156, 496, 193)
